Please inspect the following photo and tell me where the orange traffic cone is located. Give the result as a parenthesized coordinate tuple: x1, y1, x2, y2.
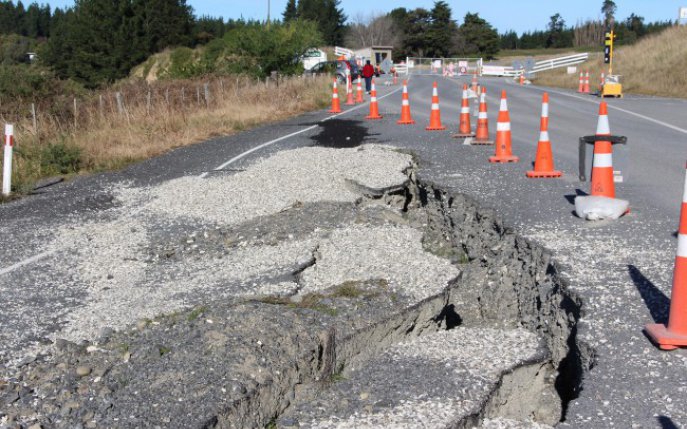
(645, 162, 687, 350)
(393, 72, 398, 85)
(489, 90, 519, 163)
(355, 77, 364, 104)
(397, 80, 415, 125)
(345, 75, 355, 106)
(471, 71, 478, 93)
(577, 72, 584, 93)
(426, 81, 446, 131)
(589, 102, 616, 197)
(519, 73, 525, 86)
(583, 71, 591, 94)
(453, 84, 474, 138)
(329, 79, 342, 113)
(473, 87, 492, 145)
(366, 79, 383, 120)
(526, 93, 561, 178)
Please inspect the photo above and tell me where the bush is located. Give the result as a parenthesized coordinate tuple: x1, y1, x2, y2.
(40, 141, 82, 174)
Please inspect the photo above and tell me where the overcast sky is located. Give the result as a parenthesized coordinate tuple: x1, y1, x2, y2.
(46, 0, 686, 34)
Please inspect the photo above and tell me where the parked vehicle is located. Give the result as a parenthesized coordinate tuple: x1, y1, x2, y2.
(304, 60, 359, 84)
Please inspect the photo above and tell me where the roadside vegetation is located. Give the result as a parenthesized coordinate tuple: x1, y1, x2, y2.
(4, 74, 329, 194)
(534, 24, 687, 98)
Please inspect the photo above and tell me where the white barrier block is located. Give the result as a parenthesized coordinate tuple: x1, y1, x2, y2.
(574, 196, 629, 221)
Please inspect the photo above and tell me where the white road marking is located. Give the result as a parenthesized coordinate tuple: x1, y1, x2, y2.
(0, 81, 407, 276)
(518, 82, 687, 136)
(0, 250, 56, 276)
(199, 82, 406, 177)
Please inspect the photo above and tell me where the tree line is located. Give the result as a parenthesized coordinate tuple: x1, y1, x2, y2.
(499, 1, 674, 50)
(342, 1, 500, 60)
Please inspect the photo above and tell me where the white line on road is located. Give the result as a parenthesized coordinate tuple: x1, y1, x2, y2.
(0, 250, 56, 276)
(517, 82, 687, 136)
(199, 83, 406, 177)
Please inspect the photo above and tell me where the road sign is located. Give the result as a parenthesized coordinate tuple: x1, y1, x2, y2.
(680, 7, 687, 19)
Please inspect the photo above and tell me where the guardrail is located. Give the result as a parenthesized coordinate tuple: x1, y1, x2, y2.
(481, 52, 589, 77)
(531, 53, 589, 73)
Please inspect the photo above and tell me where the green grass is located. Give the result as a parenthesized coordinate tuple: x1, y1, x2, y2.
(187, 305, 209, 321)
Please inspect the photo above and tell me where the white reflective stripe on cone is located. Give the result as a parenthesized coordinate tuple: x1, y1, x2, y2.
(677, 234, 687, 258)
(497, 122, 511, 131)
(539, 131, 549, 142)
(542, 103, 549, 118)
(461, 107, 470, 114)
(402, 99, 409, 106)
(371, 97, 377, 102)
(682, 170, 687, 203)
(433, 88, 438, 96)
(500, 98, 508, 111)
(478, 112, 488, 119)
(333, 94, 338, 98)
(593, 153, 613, 168)
(431, 103, 439, 110)
(596, 115, 610, 134)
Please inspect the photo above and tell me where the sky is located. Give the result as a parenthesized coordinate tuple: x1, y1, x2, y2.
(44, 0, 686, 34)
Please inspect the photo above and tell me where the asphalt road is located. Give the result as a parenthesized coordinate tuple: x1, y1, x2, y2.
(2, 73, 687, 427)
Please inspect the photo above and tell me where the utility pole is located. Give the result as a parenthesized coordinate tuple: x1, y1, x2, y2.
(267, 0, 270, 27)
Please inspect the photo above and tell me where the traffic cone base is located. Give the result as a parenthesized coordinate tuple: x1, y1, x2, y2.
(426, 124, 446, 131)
(452, 132, 475, 138)
(471, 139, 493, 145)
(489, 155, 519, 163)
(645, 324, 687, 350)
(398, 118, 415, 125)
(526, 170, 562, 178)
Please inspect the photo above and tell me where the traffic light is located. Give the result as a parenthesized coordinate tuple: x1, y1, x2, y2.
(604, 31, 615, 64)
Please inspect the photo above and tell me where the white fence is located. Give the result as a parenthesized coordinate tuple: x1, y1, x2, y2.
(406, 57, 483, 76)
(334, 46, 354, 59)
(481, 52, 589, 77)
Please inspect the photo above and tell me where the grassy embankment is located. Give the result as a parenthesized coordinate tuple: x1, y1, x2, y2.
(534, 25, 687, 98)
(1, 64, 330, 196)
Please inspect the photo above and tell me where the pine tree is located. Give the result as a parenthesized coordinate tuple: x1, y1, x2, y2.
(427, 1, 457, 57)
(282, 0, 296, 22)
(455, 13, 499, 59)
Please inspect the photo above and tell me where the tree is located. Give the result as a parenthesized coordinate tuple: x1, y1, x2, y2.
(296, 0, 346, 46)
(282, 0, 296, 22)
(601, 0, 617, 28)
(45, 0, 194, 87)
(454, 13, 499, 59)
(499, 30, 518, 50)
(403, 8, 431, 56)
(345, 13, 398, 49)
(427, 1, 457, 57)
(546, 13, 567, 48)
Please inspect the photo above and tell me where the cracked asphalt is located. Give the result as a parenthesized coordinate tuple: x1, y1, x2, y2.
(1, 72, 687, 427)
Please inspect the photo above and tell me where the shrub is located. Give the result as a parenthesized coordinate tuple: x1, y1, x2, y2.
(40, 141, 82, 174)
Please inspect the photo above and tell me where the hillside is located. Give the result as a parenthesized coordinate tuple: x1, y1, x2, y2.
(534, 25, 687, 98)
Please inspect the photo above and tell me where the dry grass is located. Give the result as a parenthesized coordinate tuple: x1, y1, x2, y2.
(534, 25, 687, 98)
(1, 75, 331, 193)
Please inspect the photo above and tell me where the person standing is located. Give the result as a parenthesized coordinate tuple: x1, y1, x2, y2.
(362, 60, 374, 93)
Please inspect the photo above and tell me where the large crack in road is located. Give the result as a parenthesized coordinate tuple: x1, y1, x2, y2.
(0, 145, 588, 429)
